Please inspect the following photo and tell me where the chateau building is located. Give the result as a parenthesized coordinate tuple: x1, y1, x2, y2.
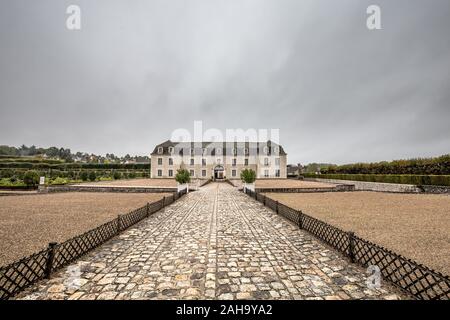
(150, 140, 287, 180)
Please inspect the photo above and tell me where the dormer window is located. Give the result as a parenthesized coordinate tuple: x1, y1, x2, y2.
(273, 146, 279, 155)
(263, 146, 269, 155)
(202, 148, 207, 155)
(190, 148, 194, 155)
(168, 147, 174, 154)
(158, 147, 163, 154)
(244, 148, 249, 155)
(232, 148, 237, 156)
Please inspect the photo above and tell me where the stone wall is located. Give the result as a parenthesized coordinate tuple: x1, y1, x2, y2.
(38, 185, 177, 194)
(419, 185, 450, 194)
(305, 178, 422, 193)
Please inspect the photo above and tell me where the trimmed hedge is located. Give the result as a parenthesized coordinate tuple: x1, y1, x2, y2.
(0, 162, 150, 170)
(303, 173, 450, 186)
(323, 154, 450, 175)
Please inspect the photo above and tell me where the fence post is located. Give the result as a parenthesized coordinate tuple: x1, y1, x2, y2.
(275, 201, 279, 214)
(117, 214, 122, 234)
(146, 203, 150, 218)
(298, 210, 303, 229)
(163, 196, 166, 207)
(45, 242, 57, 279)
(263, 195, 266, 206)
(348, 231, 355, 263)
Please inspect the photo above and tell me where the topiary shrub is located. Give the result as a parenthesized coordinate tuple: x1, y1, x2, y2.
(88, 171, 97, 181)
(23, 170, 40, 186)
(240, 168, 256, 184)
(175, 169, 191, 184)
(113, 171, 122, 180)
(80, 171, 89, 181)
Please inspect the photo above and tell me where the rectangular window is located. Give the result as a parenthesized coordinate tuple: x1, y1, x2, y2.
(157, 169, 162, 177)
(202, 170, 207, 177)
(190, 170, 195, 177)
(264, 158, 269, 166)
(264, 170, 269, 178)
(168, 169, 173, 177)
(232, 170, 236, 177)
(190, 158, 194, 165)
(202, 158, 206, 166)
(244, 158, 249, 166)
(275, 169, 280, 177)
(158, 158, 163, 165)
(169, 158, 173, 165)
(232, 158, 237, 166)
(275, 158, 280, 166)
(158, 147, 163, 154)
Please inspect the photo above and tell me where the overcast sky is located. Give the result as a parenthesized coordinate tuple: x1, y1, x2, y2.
(0, 0, 449, 164)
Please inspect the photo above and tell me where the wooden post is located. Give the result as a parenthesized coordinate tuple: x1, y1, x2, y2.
(146, 203, 150, 218)
(45, 242, 57, 279)
(117, 214, 122, 233)
(298, 210, 303, 229)
(163, 196, 166, 207)
(348, 231, 355, 263)
(275, 201, 279, 214)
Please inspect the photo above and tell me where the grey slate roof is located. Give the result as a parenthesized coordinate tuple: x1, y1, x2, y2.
(151, 140, 287, 156)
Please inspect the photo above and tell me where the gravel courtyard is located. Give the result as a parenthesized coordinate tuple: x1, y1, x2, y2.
(265, 192, 450, 275)
(0, 192, 169, 266)
(255, 179, 336, 189)
(74, 178, 177, 187)
(16, 183, 405, 300)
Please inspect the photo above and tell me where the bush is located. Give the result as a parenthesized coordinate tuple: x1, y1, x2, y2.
(80, 171, 89, 181)
(240, 169, 256, 184)
(175, 169, 191, 184)
(23, 170, 40, 186)
(128, 172, 136, 179)
(303, 173, 450, 186)
(50, 177, 68, 185)
(88, 171, 97, 181)
(113, 171, 122, 180)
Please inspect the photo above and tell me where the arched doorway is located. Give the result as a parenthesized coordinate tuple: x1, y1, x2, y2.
(214, 165, 225, 180)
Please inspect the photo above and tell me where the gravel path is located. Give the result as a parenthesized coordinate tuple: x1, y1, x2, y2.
(265, 191, 450, 275)
(0, 192, 169, 266)
(16, 183, 405, 300)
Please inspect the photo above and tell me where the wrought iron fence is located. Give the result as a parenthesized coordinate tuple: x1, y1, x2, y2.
(244, 189, 450, 300)
(0, 189, 187, 300)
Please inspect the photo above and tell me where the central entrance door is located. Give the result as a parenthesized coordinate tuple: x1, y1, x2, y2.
(214, 165, 225, 180)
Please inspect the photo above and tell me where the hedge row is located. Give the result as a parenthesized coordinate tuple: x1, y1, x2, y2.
(303, 173, 450, 186)
(0, 169, 150, 180)
(323, 154, 450, 175)
(0, 162, 150, 170)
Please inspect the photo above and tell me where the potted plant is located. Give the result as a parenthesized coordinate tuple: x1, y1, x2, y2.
(240, 168, 256, 192)
(175, 168, 191, 193)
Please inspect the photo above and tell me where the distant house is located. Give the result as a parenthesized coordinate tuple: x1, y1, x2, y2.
(287, 164, 302, 178)
(150, 140, 288, 180)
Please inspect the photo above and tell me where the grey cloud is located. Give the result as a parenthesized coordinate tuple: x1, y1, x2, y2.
(0, 0, 449, 164)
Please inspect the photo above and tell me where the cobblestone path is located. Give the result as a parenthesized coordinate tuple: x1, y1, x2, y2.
(18, 183, 404, 300)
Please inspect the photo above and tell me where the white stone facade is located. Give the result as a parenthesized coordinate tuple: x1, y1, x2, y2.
(150, 140, 287, 180)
